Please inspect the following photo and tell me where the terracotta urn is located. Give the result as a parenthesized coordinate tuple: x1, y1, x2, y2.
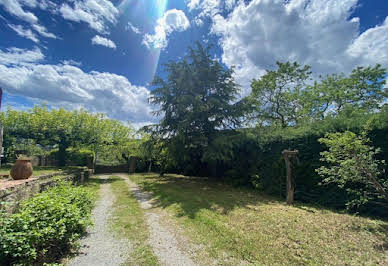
(10, 159, 33, 180)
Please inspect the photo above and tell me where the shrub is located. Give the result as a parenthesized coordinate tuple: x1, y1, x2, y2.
(317, 131, 388, 210)
(66, 148, 94, 166)
(0, 180, 94, 265)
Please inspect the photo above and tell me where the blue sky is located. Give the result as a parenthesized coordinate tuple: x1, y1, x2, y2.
(0, 0, 387, 127)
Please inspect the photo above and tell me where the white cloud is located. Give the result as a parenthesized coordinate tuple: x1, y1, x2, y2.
(186, 0, 237, 25)
(347, 17, 388, 64)
(0, 0, 57, 40)
(32, 24, 57, 39)
(59, 0, 119, 34)
(0, 47, 154, 123)
(62, 59, 82, 67)
(8, 24, 39, 43)
(210, 0, 388, 94)
(0, 0, 38, 24)
(0, 47, 44, 65)
(143, 9, 190, 50)
(91, 35, 116, 49)
(126, 22, 141, 34)
(187, 0, 201, 10)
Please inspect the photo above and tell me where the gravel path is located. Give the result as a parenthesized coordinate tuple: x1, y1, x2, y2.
(119, 174, 196, 266)
(67, 175, 130, 266)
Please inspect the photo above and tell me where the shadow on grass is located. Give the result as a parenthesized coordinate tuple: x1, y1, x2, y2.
(134, 173, 388, 253)
(135, 173, 279, 219)
(351, 222, 388, 252)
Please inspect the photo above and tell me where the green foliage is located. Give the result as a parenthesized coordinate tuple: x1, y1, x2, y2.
(149, 43, 245, 175)
(67, 148, 94, 166)
(248, 62, 387, 127)
(150, 43, 243, 138)
(249, 61, 312, 127)
(0, 105, 135, 166)
(0, 181, 94, 265)
(311, 64, 387, 118)
(317, 131, 388, 209)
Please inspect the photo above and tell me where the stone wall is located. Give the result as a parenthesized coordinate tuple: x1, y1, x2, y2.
(0, 167, 93, 214)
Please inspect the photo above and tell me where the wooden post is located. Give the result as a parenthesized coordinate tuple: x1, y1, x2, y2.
(282, 150, 299, 205)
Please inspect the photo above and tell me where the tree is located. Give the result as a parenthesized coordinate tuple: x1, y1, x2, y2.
(316, 131, 388, 209)
(0, 106, 134, 166)
(249, 61, 312, 127)
(149, 43, 244, 175)
(310, 64, 387, 119)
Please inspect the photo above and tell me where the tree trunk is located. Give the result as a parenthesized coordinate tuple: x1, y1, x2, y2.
(367, 172, 388, 200)
(148, 161, 152, 173)
(58, 139, 68, 166)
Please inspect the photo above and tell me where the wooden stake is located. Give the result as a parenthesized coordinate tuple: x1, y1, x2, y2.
(282, 150, 299, 205)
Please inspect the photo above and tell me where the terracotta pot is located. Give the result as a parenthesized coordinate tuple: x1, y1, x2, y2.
(10, 159, 33, 180)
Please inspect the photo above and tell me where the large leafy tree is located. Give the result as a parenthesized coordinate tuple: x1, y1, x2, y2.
(0, 106, 134, 166)
(249, 61, 312, 127)
(310, 64, 387, 119)
(249, 62, 387, 127)
(149, 43, 244, 175)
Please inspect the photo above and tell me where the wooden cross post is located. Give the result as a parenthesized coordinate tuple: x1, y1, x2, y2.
(282, 149, 299, 205)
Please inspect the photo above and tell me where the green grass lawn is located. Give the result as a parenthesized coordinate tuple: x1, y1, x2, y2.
(0, 165, 64, 177)
(130, 173, 388, 265)
(109, 176, 159, 265)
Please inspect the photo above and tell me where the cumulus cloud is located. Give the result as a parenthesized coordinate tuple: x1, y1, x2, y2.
(91, 35, 116, 49)
(347, 17, 388, 64)
(143, 9, 190, 50)
(8, 24, 39, 43)
(209, 0, 388, 94)
(59, 0, 119, 34)
(186, 0, 237, 25)
(0, 47, 154, 123)
(126, 22, 141, 34)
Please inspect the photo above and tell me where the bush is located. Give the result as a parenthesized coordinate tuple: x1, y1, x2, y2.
(67, 148, 94, 166)
(0, 180, 94, 265)
(317, 131, 388, 210)
(47, 148, 94, 166)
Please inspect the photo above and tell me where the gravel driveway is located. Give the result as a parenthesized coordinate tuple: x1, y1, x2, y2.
(67, 175, 130, 266)
(66, 174, 197, 266)
(120, 174, 196, 266)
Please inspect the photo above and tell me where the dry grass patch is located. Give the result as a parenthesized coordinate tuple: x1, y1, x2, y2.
(131, 173, 388, 265)
(109, 177, 159, 265)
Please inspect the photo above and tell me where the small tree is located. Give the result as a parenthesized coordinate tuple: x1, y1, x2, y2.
(316, 131, 388, 209)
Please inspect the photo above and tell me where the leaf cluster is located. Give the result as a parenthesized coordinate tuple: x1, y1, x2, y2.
(0, 181, 94, 265)
(317, 131, 388, 209)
